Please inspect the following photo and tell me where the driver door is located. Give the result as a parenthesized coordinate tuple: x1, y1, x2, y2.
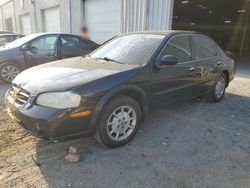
(24, 35, 58, 67)
(59, 35, 94, 59)
(150, 35, 199, 109)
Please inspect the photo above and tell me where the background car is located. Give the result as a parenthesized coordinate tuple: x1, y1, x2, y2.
(0, 30, 16, 34)
(5, 31, 236, 148)
(0, 33, 99, 83)
(0, 33, 25, 46)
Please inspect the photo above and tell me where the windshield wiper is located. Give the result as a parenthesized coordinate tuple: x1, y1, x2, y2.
(102, 57, 123, 64)
(88, 56, 124, 64)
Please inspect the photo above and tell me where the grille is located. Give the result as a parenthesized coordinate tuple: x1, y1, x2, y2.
(8, 84, 30, 106)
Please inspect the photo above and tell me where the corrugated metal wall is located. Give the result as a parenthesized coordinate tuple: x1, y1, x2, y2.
(0, 8, 3, 30)
(0, 0, 174, 35)
(34, 0, 71, 33)
(147, 0, 174, 30)
(13, 0, 36, 33)
(121, 0, 173, 33)
(70, 0, 83, 34)
(1, 1, 16, 31)
(121, 0, 147, 32)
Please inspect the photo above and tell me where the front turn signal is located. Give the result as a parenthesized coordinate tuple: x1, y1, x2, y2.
(69, 110, 92, 118)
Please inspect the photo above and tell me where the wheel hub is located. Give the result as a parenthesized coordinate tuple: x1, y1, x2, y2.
(1, 65, 20, 82)
(215, 77, 226, 99)
(107, 106, 137, 141)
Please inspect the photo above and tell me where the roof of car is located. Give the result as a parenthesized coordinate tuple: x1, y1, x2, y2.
(28, 32, 81, 36)
(0, 33, 22, 36)
(123, 30, 199, 36)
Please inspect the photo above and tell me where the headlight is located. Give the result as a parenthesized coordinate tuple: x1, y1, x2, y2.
(36, 91, 81, 109)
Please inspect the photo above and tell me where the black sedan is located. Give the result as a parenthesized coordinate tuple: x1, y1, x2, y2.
(0, 33, 24, 46)
(5, 31, 236, 148)
(0, 33, 99, 83)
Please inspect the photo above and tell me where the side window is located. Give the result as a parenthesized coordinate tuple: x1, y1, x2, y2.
(0, 36, 15, 45)
(161, 36, 192, 63)
(0, 37, 5, 45)
(61, 35, 82, 47)
(30, 35, 57, 50)
(193, 36, 217, 59)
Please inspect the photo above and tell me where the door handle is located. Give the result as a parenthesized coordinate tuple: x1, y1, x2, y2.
(189, 67, 195, 71)
(217, 62, 222, 66)
(47, 53, 54, 57)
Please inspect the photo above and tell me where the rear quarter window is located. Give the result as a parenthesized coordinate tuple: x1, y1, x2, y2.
(193, 36, 218, 60)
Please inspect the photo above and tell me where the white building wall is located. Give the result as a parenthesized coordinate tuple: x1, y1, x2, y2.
(14, 0, 36, 34)
(34, 0, 71, 33)
(0, 8, 3, 30)
(121, 0, 173, 33)
(1, 1, 16, 31)
(0, 0, 174, 39)
(121, 0, 147, 32)
(147, 0, 174, 30)
(70, 0, 83, 34)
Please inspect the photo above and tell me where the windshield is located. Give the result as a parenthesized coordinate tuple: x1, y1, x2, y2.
(4, 34, 42, 48)
(90, 34, 165, 65)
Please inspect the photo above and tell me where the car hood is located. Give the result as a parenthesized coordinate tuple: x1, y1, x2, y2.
(13, 57, 138, 95)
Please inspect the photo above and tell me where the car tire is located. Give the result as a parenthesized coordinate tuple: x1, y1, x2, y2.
(207, 73, 227, 102)
(95, 95, 142, 148)
(0, 62, 21, 83)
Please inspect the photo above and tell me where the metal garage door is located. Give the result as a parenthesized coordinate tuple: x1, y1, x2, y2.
(85, 0, 121, 43)
(20, 14, 31, 35)
(44, 6, 61, 32)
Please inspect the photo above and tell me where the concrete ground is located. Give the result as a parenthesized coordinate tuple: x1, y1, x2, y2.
(0, 77, 250, 188)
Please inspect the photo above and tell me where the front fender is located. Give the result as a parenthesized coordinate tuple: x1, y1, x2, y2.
(90, 84, 148, 128)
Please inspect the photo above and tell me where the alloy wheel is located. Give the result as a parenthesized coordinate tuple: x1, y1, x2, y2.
(1, 65, 20, 82)
(106, 105, 137, 142)
(215, 76, 226, 99)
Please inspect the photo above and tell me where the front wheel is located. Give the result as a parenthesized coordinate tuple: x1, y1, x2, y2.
(207, 73, 227, 102)
(0, 62, 21, 83)
(95, 95, 142, 148)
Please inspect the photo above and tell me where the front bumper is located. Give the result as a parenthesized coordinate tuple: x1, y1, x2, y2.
(5, 94, 94, 141)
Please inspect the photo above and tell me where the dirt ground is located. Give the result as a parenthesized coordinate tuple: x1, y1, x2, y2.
(0, 77, 250, 188)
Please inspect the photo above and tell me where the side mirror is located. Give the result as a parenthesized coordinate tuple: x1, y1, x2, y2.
(225, 51, 235, 59)
(157, 55, 178, 67)
(20, 44, 28, 51)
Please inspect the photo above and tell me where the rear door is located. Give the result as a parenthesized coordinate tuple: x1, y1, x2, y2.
(150, 35, 199, 109)
(191, 35, 220, 95)
(24, 35, 58, 67)
(59, 35, 97, 59)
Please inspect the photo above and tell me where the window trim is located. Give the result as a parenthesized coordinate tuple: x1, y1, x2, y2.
(191, 34, 218, 61)
(156, 34, 194, 65)
(59, 34, 91, 48)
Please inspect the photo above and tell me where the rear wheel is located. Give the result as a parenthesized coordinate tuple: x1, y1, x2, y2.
(207, 73, 227, 102)
(95, 95, 142, 148)
(0, 62, 21, 83)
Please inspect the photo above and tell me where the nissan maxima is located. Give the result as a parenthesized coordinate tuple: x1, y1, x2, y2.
(5, 31, 236, 148)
